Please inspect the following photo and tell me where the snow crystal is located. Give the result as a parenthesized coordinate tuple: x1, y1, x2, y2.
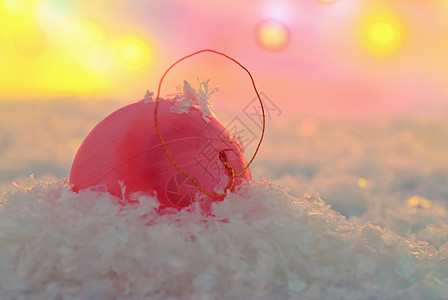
(170, 97, 194, 115)
(168, 80, 218, 123)
(143, 90, 154, 102)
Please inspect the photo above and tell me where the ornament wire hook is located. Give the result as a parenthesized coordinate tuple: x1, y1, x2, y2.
(154, 49, 265, 198)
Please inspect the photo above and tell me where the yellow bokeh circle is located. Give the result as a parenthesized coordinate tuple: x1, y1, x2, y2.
(360, 12, 404, 56)
(256, 19, 290, 52)
(369, 22, 396, 47)
(357, 178, 367, 188)
(116, 36, 151, 67)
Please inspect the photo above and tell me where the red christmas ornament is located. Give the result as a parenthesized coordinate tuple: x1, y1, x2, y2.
(69, 98, 251, 211)
(70, 49, 265, 213)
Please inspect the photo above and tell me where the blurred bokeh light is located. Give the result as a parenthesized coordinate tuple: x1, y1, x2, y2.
(116, 36, 152, 67)
(256, 19, 290, 51)
(360, 7, 404, 56)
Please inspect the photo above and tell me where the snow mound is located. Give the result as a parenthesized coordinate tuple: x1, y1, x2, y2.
(1, 177, 448, 300)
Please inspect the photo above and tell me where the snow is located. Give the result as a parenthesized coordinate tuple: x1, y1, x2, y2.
(167, 80, 218, 123)
(2, 177, 447, 299)
(1, 100, 448, 299)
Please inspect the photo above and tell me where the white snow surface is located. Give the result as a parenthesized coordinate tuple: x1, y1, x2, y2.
(1, 177, 447, 300)
(1, 100, 448, 299)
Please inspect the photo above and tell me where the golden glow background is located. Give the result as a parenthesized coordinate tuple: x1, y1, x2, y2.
(1, 0, 448, 116)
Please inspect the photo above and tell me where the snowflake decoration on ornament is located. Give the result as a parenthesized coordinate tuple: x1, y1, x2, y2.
(170, 79, 218, 123)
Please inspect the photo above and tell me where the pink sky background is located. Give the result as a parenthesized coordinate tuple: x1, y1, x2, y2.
(1, 0, 448, 116)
